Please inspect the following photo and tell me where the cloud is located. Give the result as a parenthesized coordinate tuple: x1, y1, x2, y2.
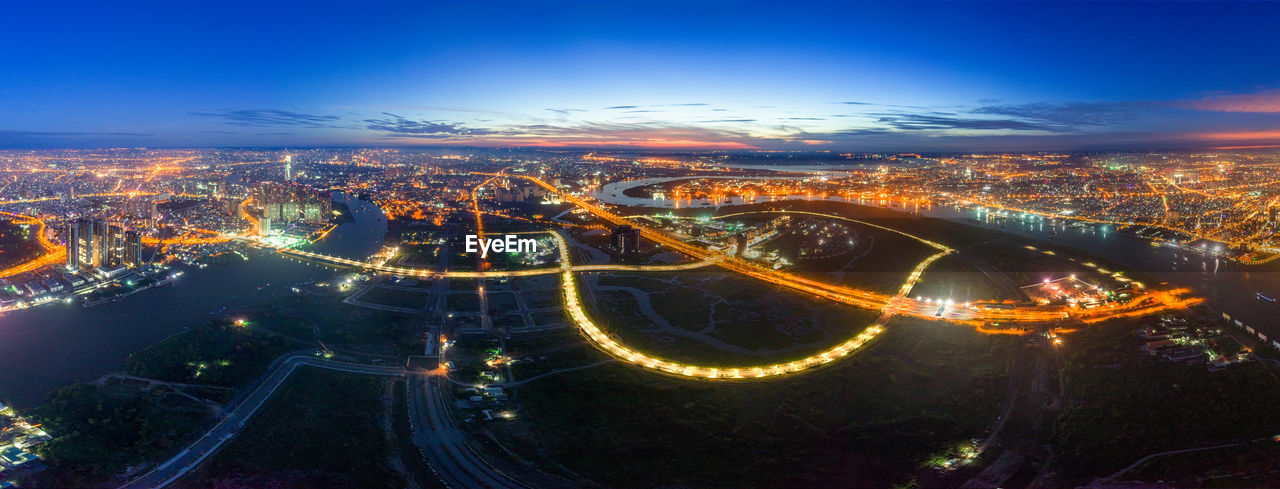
(1185, 89, 1280, 113)
(364, 113, 497, 138)
(872, 113, 1060, 132)
(545, 108, 586, 115)
(188, 108, 345, 128)
(970, 101, 1150, 127)
(0, 130, 153, 137)
(603, 103, 709, 110)
(413, 120, 759, 149)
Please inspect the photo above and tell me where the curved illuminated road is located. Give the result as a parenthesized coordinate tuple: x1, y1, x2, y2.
(0, 211, 66, 278)
(269, 175, 1195, 380)
(274, 175, 1195, 379)
(278, 245, 718, 278)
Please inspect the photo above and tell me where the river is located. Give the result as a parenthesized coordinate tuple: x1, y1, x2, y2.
(0, 195, 387, 408)
(594, 178, 1280, 343)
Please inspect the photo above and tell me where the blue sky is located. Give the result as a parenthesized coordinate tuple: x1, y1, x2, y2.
(3, 1, 1280, 151)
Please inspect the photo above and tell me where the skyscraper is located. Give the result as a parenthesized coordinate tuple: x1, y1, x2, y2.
(93, 220, 109, 268)
(65, 222, 79, 270)
(284, 154, 292, 182)
(75, 219, 95, 273)
(610, 225, 641, 255)
(124, 230, 143, 268)
(107, 225, 125, 267)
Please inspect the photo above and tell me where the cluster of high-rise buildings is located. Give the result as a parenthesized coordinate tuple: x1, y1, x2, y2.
(251, 183, 331, 231)
(610, 225, 641, 255)
(64, 219, 143, 276)
(489, 184, 548, 203)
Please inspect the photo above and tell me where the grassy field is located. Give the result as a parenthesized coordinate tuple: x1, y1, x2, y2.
(1124, 438, 1280, 487)
(357, 285, 432, 310)
(503, 317, 1014, 488)
(27, 383, 212, 488)
(907, 253, 1025, 303)
(392, 243, 440, 267)
(241, 294, 425, 355)
(1053, 319, 1280, 484)
(0, 219, 44, 269)
(126, 319, 293, 388)
(181, 367, 403, 489)
(590, 271, 882, 366)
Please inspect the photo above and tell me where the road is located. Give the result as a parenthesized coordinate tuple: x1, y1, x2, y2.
(510, 174, 1196, 325)
(279, 243, 717, 278)
(117, 356, 403, 489)
(405, 374, 531, 489)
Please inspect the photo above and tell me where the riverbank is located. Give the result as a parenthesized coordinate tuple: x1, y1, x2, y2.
(0, 195, 387, 408)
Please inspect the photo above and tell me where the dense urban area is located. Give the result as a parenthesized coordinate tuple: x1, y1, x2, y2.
(0, 148, 1278, 488)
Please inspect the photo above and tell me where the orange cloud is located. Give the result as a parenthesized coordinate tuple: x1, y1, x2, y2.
(1197, 130, 1280, 141)
(1186, 89, 1280, 113)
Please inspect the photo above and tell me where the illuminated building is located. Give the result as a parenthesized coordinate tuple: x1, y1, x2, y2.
(610, 225, 640, 255)
(75, 219, 95, 273)
(107, 224, 125, 267)
(92, 220, 109, 268)
(124, 230, 143, 267)
(64, 221, 80, 270)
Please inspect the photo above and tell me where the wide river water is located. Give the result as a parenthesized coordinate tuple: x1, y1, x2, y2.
(0, 195, 387, 408)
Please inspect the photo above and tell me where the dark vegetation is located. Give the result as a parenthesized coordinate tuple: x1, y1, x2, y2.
(126, 319, 292, 388)
(504, 318, 1013, 488)
(182, 367, 403, 489)
(28, 384, 211, 487)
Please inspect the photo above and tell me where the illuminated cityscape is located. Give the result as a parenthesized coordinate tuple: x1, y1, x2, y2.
(4, 2, 1280, 488)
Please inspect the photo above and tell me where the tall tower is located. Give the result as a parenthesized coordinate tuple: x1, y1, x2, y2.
(93, 220, 109, 268)
(76, 219, 95, 273)
(284, 154, 293, 182)
(124, 230, 142, 268)
(65, 222, 80, 270)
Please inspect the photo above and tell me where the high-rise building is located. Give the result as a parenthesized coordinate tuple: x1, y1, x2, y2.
(93, 220, 109, 268)
(75, 219, 95, 273)
(284, 154, 293, 182)
(65, 222, 80, 270)
(252, 182, 331, 224)
(610, 225, 641, 255)
(124, 230, 143, 268)
(126, 198, 157, 219)
(107, 225, 126, 267)
(1271, 206, 1278, 227)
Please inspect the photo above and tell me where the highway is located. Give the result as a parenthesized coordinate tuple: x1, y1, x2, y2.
(116, 356, 403, 489)
(0, 211, 66, 278)
(551, 229, 898, 378)
(278, 239, 718, 278)
(405, 374, 531, 489)
(509, 174, 1197, 325)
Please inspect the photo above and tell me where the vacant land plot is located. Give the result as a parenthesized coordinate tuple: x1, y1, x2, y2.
(504, 317, 1013, 489)
(589, 271, 882, 366)
(353, 285, 432, 311)
(183, 367, 403, 489)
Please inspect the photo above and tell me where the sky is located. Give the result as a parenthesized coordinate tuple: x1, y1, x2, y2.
(3, 1, 1280, 151)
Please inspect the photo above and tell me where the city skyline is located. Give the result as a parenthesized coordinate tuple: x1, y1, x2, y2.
(5, 1, 1280, 151)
